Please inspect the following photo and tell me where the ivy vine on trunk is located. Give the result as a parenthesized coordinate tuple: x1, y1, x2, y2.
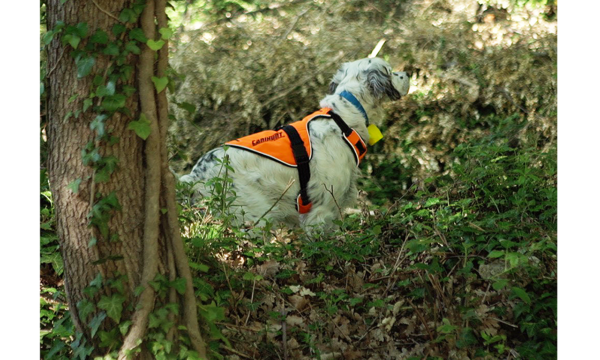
(45, 0, 206, 358)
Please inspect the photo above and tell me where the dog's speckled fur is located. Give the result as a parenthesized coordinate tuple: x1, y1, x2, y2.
(180, 58, 410, 231)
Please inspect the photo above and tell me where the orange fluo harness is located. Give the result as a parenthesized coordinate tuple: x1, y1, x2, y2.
(225, 108, 367, 214)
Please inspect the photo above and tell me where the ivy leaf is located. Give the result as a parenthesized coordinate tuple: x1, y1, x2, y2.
(151, 76, 168, 93)
(76, 56, 95, 78)
(42, 30, 55, 45)
(124, 41, 141, 55)
(90, 114, 108, 137)
(511, 287, 531, 304)
(175, 101, 196, 114)
(119, 8, 136, 23)
(67, 178, 82, 194)
(128, 114, 152, 140)
(103, 42, 119, 56)
(102, 94, 127, 112)
(119, 320, 132, 336)
(492, 279, 509, 290)
(77, 299, 96, 322)
(64, 34, 81, 49)
(83, 98, 93, 112)
(89, 311, 107, 338)
(90, 273, 103, 288)
(159, 27, 174, 40)
(90, 29, 108, 44)
(98, 294, 126, 323)
(96, 81, 116, 97)
(146, 39, 165, 51)
(128, 28, 148, 43)
(112, 23, 126, 37)
(170, 278, 187, 295)
(75, 22, 89, 38)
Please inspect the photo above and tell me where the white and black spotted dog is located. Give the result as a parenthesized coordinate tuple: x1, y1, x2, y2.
(180, 57, 410, 231)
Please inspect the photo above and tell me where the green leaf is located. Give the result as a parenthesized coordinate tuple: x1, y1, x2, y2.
(176, 101, 196, 114)
(89, 311, 107, 338)
(102, 94, 127, 112)
(119, 320, 132, 335)
(119, 8, 136, 23)
(189, 262, 210, 273)
(75, 22, 89, 38)
(83, 98, 93, 112)
(88, 237, 97, 248)
(90, 114, 108, 137)
(63, 34, 81, 49)
(151, 76, 168, 93)
(128, 114, 152, 140)
(425, 197, 440, 207)
(103, 42, 119, 56)
(90, 29, 108, 44)
(67, 178, 82, 194)
(128, 28, 148, 43)
(159, 27, 174, 40)
(124, 41, 141, 55)
(199, 304, 226, 322)
(96, 81, 116, 97)
(511, 287, 531, 304)
(77, 299, 96, 321)
(488, 250, 504, 258)
(90, 273, 103, 288)
(492, 279, 509, 290)
(171, 278, 187, 295)
(146, 39, 165, 51)
(112, 23, 126, 37)
(98, 294, 126, 323)
(42, 30, 55, 45)
(76, 56, 95, 78)
(134, 285, 145, 297)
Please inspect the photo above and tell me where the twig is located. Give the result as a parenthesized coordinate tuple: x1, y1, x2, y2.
(407, 298, 435, 342)
(92, 0, 122, 22)
(368, 39, 386, 58)
(244, 279, 257, 326)
(222, 346, 254, 359)
(253, 178, 295, 227)
(46, 46, 66, 77)
(322, 184, 343, 220)
(262, 51, 346, 107)
(279, 8, 309, 43)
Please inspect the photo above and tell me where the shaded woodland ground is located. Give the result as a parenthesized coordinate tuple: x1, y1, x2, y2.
(41, 0, 557, 358)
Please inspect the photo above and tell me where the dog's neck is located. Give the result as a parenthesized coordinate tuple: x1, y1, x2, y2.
(319, 90, 375, 139)
(338, 90, 369, 125)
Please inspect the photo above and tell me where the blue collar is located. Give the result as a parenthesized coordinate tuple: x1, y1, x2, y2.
(339, 90, 369, 125)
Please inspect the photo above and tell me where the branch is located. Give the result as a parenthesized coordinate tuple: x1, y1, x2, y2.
(118, 0, 161, 357)
(155, 0, 207, 356)
(92, 0, 122, 22)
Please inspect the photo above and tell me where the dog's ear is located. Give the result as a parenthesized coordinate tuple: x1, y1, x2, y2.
(367, 69, 402, 100)
(328, 64, 347, 95)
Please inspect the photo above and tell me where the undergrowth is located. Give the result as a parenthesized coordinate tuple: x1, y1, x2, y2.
(41, 113, 557, 359)
(170, 114, 557, 359)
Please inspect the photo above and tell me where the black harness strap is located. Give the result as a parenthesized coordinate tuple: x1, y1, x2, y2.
(281, 125, 312, 212)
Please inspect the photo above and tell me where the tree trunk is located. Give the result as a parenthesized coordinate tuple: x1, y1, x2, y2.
(45, 0, 206, 357)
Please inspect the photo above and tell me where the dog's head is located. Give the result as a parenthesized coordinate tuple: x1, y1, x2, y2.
(328, 58, 410, 102)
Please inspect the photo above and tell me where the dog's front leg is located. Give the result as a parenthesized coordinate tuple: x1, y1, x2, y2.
(300, 204, 340, 235)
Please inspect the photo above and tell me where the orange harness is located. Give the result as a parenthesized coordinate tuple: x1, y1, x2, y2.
(225, 108, 367, 214)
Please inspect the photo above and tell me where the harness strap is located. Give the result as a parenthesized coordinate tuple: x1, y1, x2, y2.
(281, 125, 313, 214)
(329, 111, 368, 165)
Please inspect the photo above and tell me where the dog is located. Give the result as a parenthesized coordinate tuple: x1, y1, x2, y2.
(180, 57, 410, 231)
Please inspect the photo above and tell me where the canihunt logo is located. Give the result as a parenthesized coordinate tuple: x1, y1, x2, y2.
(251, 132, 285, 146)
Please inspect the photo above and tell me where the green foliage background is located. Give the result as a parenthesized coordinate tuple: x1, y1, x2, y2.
(41, 0, 557, 358)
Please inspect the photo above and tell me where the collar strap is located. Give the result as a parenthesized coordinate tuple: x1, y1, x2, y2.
(339, 90, 369, 125)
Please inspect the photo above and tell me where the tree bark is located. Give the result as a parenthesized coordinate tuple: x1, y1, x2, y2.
(45, 0, 206, 357)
